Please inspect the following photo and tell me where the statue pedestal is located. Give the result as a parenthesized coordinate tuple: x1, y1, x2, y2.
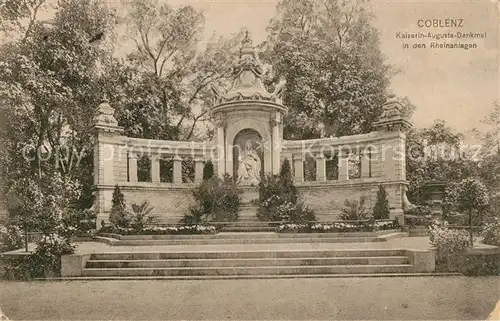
(239, 186, 259, 205)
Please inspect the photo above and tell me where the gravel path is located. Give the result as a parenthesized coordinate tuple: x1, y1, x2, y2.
(1, 277, 498, 320)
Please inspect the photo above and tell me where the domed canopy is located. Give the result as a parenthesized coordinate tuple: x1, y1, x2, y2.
(212, 31, 285, 105)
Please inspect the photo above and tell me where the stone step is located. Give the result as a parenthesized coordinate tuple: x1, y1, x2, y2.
(219, 222, 272, 227)
(113, 231, 393, 240)
(108, 236, 382, 246)
(90, 249, 406, 260)
(220, 227, 275, 232)
(86, 256, 409, 268)
(82, 264, 414, 277)
(50, 272, 462, 281)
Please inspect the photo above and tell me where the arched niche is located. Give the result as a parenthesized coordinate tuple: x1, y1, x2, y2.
(225, 117, 272, 176)
(232, 129, 264, 180)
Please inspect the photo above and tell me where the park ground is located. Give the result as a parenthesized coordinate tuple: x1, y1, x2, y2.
(0, 277, 499, 320)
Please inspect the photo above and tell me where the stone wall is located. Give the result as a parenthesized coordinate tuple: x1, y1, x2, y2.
(96, 184, 194, 225)
(297, 180, 405, 222)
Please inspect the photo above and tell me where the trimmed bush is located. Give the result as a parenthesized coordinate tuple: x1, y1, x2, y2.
(202, 161, 214, 181)
(109, 185, 130, 228)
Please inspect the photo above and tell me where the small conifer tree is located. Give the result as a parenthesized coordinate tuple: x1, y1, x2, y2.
(109, 185, 128, 227)
(202, 160, 214, 181)
(279, 159, 298, 204)
(373, 185, 390, 219)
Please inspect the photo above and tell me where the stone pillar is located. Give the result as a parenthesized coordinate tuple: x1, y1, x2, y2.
(293, 155, 304, 183)
(128, 152, 138, 183)
(315, 154, 326, 181)
(215, 115, 227, 178)
(271, 114, 282, 175)
(173, 156, 183, 184)
(361, 149, 371, 178)
(194, 158, 205, 183)
(338, 153, 350, 181)
(151, 155, 160, 183)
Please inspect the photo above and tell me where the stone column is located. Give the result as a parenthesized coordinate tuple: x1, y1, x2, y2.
(271, 114, 282, 175)
(216, 119, 226, 178)
(361, 149, 371, 178)
(315, 154, 326, 181)
(194, 158, 205, 183)
(151, 155, 160, 183)
(338, 153, 350, 181)
(293, 155, 304, 183)
(128, 152, 138, 183)
(173, 156, 183, 184)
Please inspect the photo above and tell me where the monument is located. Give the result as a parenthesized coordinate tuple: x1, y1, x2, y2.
(92, 31, 412, 226)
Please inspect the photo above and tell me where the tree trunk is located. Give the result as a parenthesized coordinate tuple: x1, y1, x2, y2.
(468, 210, 473, 247)
(24, 223, 29, 252)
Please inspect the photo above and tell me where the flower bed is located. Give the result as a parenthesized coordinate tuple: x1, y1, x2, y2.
(276, 219, 399, 233)
(99, 224, 218, 236)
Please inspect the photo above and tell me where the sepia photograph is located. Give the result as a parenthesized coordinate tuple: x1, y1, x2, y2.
(0, 0, 499, 320)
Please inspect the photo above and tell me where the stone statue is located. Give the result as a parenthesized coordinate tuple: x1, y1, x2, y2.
(237, 140, 261, 185)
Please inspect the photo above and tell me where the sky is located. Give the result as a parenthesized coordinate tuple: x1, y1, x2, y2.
(5, 0, 500, 137)
(159, 0, 499, 139)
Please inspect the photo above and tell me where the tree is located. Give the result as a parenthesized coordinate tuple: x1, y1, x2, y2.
(405, 120, 480, 205)
(262, 0, 400, 139)
(106, 0, 241, 141)
(0, 0, 116, 217)
(109, 185, 128, 227)
(0, 0, 48, 41)
(202, 160, 214, 181)
(474, 101, 500, 212)
(373, 185, 390, 219)
(442, 178, 490, 245)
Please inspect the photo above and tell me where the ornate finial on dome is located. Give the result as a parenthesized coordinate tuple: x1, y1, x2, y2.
(242, 30, 253, 48)
(101, 94, 109, 104)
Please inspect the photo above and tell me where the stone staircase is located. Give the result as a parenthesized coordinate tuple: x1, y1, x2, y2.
(80, 249, 415, 278)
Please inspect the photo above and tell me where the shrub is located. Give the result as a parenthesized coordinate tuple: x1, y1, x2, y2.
(442, 178, 489, 244)
(275, 201, 316, 223)
(61, 208, 96, 236)
(373, 185, 390, 219)
(405, 204, 432, 217)
(109, 185, 131, 227)
(3, 233, 75, 280)
(203, 160, 214, 181)
(340, 197, 369, 221)
(28, 233, 75, 278)
(130, 201, 156, 231)
(183, 175, 240, 224)
(429, 222, 472, 272)
(481, 217, 500, 246)
(258, 159, 314, 222)
(0, 225, 23, 253)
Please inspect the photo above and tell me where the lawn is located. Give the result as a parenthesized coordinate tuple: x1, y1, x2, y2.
(0, 277, 498, 320)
